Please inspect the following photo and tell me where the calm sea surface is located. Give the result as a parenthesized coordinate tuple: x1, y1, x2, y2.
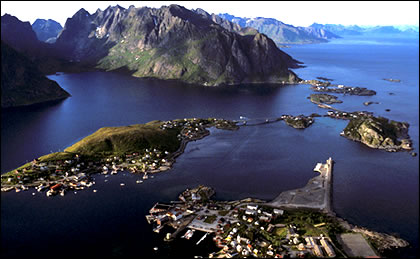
(1, 36, 418, 257)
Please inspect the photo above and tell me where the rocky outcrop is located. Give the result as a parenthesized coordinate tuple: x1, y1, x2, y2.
(54, 5, 302, 86)
(340, 116, 413, 152)
(1, 41, 70, 108)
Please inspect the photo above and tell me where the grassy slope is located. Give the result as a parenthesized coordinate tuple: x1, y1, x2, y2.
(64, 120, 181, 156)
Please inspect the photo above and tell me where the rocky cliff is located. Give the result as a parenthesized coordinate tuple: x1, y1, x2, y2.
(1, 41, 70, 108)
(54, 5, 302, 86)
(341, 116, 412, 152)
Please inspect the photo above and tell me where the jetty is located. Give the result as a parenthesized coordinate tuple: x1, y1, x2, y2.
(267, 157, 334, 213)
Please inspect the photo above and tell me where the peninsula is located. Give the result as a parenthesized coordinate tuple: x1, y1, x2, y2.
(1, 118, 238, 193)
(146, 158, 409, 258)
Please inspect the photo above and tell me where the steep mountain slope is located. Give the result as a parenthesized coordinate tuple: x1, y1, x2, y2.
(54, 5, 302, 86)
(218, 13, 340, 45)
(1, 41, 70, 108)
(32, 19, 63, 43)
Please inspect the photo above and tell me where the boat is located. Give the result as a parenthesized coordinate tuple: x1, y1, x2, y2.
(182, 229, 195, 240)
(1, 186, 14, 192)
(36, 185, 47, 192)
(60, 190, 65, 196)
(46, 190, 53, 196)
(164, 233, 172, 241)
(153, 225, 164, 233)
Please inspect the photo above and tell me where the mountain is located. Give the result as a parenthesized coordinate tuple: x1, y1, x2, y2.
(1, 13, 63, 60)
(310, 23, 363, 36)
(193, 8, 258, 36)
(218, 14, 341, 45)
(1, 41, 70, 108)
(32, 19, 63, 43)
(1, 14, 42, 54)
(54, 5, 302, 86)
(310, 23, 419, 37)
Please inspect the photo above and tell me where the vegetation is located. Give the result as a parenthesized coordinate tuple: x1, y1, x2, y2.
(64, 120, 182, 157)
(342, 115, 411, 150)
(310, 93, 342, 104)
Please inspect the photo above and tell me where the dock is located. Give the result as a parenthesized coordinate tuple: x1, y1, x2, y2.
(267, 157, 334, 212)
(196, 232, 209, 245)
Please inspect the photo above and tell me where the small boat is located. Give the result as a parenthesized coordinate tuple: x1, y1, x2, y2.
(46, 190, 53, 196)
(136, 180, 143, 184)
(1, 186, 14, 192)
(32, 192, 36, 196)
(153, 247, 158, 251)
(182, 229, 195, 240)
(153, 225, 164, 233)
(93, 189, 97, 193)
(120, 183, 125, 186)
(37, 185, 47, 192)
(15, 187, 21, 193)
(111, 170, 118, 175)
(143, 173, 148, 180)
(60, 190, 65, 196)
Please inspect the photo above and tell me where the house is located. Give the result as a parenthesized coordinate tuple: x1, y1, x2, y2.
(247, 204, 258, 211)
(171, 212, 183, 221)
(320, 238, 336, 257)
(245, 209, 257, 216)
(259, 216, 270, 222)
(273, 209, 284, 215)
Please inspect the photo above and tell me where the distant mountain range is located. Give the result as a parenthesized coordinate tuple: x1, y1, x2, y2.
(32, 19, 63, 43)
(217, 13, 341, 46)
(309, 23, 419, 37)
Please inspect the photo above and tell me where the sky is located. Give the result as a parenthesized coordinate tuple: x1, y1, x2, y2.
(1, 1, 419, 27)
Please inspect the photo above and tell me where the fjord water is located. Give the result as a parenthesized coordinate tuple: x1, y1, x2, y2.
(1, 36, 418, 257)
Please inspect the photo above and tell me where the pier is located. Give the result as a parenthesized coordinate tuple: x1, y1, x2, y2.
(267, 157, 334, 212)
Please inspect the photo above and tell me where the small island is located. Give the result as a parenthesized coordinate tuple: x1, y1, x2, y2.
(311, 85, 376, 96)
(281, 115, 314, 129)
(299, 79, 376, 96)
(340, 115, 412, 152)
(363, 101, 380, 106)
(309, 93, 343, 105)
(383, 78, 401, 83)
(1, 118, 238, 193)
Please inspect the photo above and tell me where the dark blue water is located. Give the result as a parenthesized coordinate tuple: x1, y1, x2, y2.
(1, 36, 418, 257)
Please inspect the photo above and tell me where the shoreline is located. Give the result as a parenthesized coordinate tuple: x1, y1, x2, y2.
(146, 158, 409, 257)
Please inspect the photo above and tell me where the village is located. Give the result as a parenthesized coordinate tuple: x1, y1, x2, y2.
(0, 118, 238, 196)
(146, 184, 343, 258)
